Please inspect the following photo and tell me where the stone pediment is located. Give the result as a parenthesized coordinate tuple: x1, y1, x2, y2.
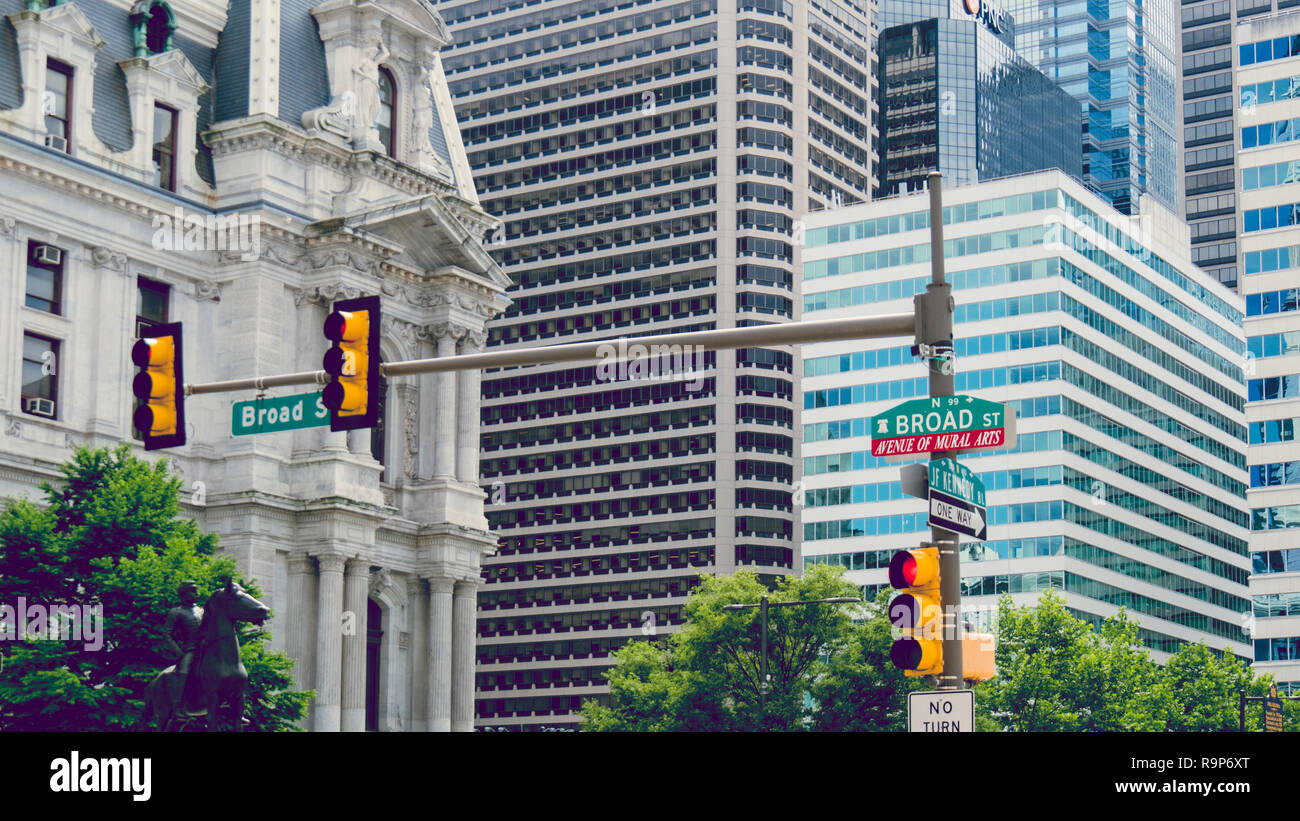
(329, 195, 512, 290)
(120, 48, 209, 95)
(8, 2, 106, 50)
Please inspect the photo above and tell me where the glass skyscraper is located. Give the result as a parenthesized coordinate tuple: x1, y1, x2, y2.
(879, 13, 1082, 196)
(436, 0, 880, 730)
(1005, 0, 1180, 216)
(802, 170, 1251, 663)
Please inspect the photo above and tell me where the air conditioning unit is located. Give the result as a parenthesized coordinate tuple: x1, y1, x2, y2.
(44, 134, 68, 152)
(32, 244, 62, 266)
(24, 397, 55, 418)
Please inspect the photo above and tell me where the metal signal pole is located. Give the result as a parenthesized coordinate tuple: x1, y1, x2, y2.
(919, 171, 963, 689)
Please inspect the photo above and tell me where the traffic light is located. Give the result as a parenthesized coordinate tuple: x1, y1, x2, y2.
(322, 295, 381, 432)
(888, 545, 943, 677)
(131, 322, 186, 450)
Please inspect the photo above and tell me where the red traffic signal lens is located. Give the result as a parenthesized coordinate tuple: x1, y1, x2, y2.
(889, 547, 939, 589)
(324, 310, 369, 343)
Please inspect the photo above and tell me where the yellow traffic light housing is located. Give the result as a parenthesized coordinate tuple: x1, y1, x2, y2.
(888, 545, 943, 677)
(131, 322, 186, 450)
(322, 295, 382, 432)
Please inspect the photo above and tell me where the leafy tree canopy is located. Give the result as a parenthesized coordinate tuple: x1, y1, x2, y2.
(0, 446, 311, 730)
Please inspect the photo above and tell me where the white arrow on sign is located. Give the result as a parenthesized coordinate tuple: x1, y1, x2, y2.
(928, 490, 987, 540)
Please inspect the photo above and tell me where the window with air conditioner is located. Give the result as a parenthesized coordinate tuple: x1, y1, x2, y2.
(21, 333, 59, 419)
(44, 60, 72, 153)
(25, 241, 64, 315)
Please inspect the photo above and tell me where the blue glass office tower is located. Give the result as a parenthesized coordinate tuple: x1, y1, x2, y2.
(1003, 0, 1180, 215)
(879, 12, 1083, 196)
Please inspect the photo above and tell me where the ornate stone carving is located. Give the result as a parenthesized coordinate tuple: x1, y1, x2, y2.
(0, 216, 15, 236)
(308, 247, 382, 276)
(194, 280, 221, 302)
(404, 387, 419, 480)
(293, 283, 365, 307)
(368, 567, 394, 597)
(301, 93, 355, 140)
(89, 246, 128, 272)
(4, 416, 20, 438)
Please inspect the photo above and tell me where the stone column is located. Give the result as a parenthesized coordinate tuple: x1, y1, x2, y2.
(406, 575, 427, 732)
(313, 553, 347, 732)
(456, 333, 483, 483)
(340, 559, 370, 732)
(433, 328, 459, 479)
(427, 578, 454, 731)
(451, 579, 479, 732)
(286, 554, 317, 728)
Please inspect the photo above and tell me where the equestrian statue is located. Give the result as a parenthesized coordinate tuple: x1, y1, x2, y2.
(140, 579, 270, 731)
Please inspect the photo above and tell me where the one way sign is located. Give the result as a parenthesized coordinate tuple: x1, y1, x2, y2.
(929, 489, 987, 541)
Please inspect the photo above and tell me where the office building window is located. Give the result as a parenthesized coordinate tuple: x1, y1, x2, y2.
(45, 60, 72, 152)
(376, 67, 396, 157)
(21, 333, 59, 419)
(25, 241, 64, 314)
(152, 104, 177, 191)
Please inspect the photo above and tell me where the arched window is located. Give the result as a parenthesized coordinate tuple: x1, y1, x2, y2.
(376, 67, 396, 158)
(130, 1, 176, 57)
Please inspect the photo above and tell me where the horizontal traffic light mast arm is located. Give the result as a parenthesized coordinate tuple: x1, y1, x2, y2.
(383, 313, 917, 376)
(183, 313, 917, 396)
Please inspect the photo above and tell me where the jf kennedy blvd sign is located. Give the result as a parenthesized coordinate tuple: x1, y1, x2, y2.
(871, 395, 1017, 458)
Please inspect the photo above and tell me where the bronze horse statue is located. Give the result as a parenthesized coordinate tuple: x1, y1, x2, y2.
(141, 579, 270, 731)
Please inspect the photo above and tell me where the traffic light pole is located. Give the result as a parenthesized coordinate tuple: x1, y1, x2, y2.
(919, 170, 963, 690)
(182, 313, 918, 396)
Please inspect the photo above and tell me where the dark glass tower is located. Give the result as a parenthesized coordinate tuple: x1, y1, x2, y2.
(879, 15, 1083, 196)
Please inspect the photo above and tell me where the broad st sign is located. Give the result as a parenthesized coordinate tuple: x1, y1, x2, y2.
(871, 395, 1016, 458)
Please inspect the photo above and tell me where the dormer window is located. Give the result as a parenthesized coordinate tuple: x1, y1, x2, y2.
(130, 1, 176, 57)
(44, 59, 72, 153)
(152, 103, 177, 191)
(376, 67, 396, 157)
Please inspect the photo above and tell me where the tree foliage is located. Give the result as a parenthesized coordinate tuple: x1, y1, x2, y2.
(978, 590, 1292, 732)
(0, 446, 311, 731)
(581, 564, 922, 731)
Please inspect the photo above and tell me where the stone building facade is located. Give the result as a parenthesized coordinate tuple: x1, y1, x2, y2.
(0, 0, 507, 730)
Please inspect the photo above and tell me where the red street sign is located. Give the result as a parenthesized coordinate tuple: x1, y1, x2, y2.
(871, 396, 1016, 458)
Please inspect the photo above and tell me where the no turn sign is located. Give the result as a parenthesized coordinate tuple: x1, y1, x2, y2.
(908, 690, 975, 732)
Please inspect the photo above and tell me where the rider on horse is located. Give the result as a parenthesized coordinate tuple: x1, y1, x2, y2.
(162, 581, 204, 703)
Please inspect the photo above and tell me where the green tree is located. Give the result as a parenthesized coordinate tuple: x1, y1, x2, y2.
(977, 590, 1166, 731)
(0, 446, 311, 731)
(583, 564, 889, 731)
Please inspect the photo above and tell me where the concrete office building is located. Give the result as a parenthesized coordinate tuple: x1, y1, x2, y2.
(1237, 9, 1300, 693)
(436, 0, 881, 729)
(878, 1, 1082, 196)
(2, 0, 509, 731)
(1181, 0, 1300, 291)
(801, 170, 1252, 661)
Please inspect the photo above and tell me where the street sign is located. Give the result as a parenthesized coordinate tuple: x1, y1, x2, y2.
(929, 490, 987, 541)
(929, 458, 985, 507)
(928, 458, 987, 540)
(908, 690, 974, 732)
(871, 395, 1016, 458)
(1265, 683, 1284, 732)
(232, 391, 330, 436)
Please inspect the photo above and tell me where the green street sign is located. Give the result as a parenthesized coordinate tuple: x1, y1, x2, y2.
(929, 458, 985, 508)
(872, 395, 1016, 457)
(232, 391, 330, 436)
